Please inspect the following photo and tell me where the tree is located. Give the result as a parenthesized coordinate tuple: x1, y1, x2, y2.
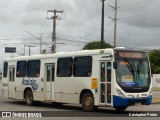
(82, 41, 113, 50)
(148, 49, 160, 74)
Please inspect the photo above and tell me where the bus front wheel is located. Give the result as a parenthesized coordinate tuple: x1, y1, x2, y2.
(25, 90, 34, 106)
(81, 92, 96, 112)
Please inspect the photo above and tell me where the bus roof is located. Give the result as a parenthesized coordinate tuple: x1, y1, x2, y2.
(3, 48, 115, 62)
(3, 48, 146, 62)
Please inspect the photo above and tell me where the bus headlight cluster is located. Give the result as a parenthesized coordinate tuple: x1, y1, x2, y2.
(116, 89, 126, 98)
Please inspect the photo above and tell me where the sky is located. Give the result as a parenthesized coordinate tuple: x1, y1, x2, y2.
(0, 0, 160, 64)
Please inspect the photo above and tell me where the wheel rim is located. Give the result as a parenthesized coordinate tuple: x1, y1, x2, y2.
(84, 96, 93, 108)
(26, 94, 33, 104)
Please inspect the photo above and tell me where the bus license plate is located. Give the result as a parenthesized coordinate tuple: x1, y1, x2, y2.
(135, 102, 141, 106)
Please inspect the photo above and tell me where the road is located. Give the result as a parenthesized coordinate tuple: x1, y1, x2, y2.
(0, 96, 160, 119)
(0, 82, 159, 119)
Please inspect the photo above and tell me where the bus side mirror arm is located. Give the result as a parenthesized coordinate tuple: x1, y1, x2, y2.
(113, 61, 117, 69)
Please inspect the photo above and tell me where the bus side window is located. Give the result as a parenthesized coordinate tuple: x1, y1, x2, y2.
(3, 62, 8, 78)
(36, 69, 40, 77)
(27, 60, 41, 77)
(16, 61, 27, 77)
(57, 57, 73, 77)
(73, 56, 92, 77)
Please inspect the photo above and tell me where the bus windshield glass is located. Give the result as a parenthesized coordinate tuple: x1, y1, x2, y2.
(115, 51, 151, 92)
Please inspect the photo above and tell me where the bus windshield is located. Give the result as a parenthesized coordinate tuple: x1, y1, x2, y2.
(115, 51, 151, 92)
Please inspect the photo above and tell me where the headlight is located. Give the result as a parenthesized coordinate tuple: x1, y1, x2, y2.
(116, 89, 126, 98)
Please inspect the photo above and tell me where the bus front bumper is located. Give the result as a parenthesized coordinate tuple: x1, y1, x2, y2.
(113, 95, 152, 107)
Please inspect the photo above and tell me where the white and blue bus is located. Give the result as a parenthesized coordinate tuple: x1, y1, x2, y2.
(2, 48, 152, 111)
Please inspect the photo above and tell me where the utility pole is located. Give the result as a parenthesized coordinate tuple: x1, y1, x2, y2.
(47, 10, 63, 53)
(25, 31, 48, 54)
(40, 33, 42, 54)
(100, 0, 105, 49)
(109, 0, 118, 48)
(24, 45, 26, 55)
(24, 45, 35, 56)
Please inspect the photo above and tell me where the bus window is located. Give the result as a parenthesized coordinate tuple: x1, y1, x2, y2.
(73, 56, 92, 77)
(101, 62, 105, 82)
(107, 62, 111, 82)
(3, 62, 8, 78)
(16, 61, 27, 77)
(27, 60, 40, 77)
(57, 58, 73, 77)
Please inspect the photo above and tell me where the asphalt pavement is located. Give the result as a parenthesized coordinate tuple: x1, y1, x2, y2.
(0, 81, 160, 119)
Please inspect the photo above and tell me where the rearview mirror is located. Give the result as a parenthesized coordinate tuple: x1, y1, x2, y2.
(113, 61, 117, 69)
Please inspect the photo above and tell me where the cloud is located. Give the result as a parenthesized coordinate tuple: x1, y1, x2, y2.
(0, 1, 14, 23)
(118, 0, 160, 29)
(19, 0, 78, 27)
(0, 0, 160, 55)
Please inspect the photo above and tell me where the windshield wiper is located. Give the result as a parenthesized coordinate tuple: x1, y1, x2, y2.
(124, 59, 135, 80)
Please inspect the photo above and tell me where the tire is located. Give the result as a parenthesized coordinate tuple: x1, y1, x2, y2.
(81, 92, 96, 112)
(114, 106, 128, 112)
(25, 90, 34, 106)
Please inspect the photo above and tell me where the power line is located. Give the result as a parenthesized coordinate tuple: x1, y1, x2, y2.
(120, 0, 155, 9)
(61, 2, 114, 41)
(109, 0, 118, 47)
(41, 20, 51, 34)
(24, 45, 35, 56)
(38, 13, 48, 34)
(61, 17, 101, 40)
(119, 8, 160, 20)
(82, 21, 113, 38)
(57, 37, 88, 44)
(116, 30, 160, 37)
(106, 0, 112, 5)
(60, 0, 114, 40)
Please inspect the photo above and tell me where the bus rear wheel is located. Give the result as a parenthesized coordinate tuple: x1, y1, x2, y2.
(81, 92, 96, 112)
(25, 90, 34, 106)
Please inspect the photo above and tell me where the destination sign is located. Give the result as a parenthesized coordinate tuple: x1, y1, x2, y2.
(117, 51, 147, 59)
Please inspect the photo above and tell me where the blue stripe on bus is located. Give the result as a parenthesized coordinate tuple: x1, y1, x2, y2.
(113, 95, 152, 107)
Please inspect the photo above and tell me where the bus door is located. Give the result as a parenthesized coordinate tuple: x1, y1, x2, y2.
(44, 63, 55, 101)
(8, 65, 15, 98)
(100, 61, 112, 105)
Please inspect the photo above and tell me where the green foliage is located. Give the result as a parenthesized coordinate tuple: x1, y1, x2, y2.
(148, 49, 160, 74)
(83, 41, 113, 50)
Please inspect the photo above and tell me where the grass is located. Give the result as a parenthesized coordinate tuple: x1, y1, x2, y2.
(152, 97, 160, 103)
(152, 87, 160, 91)
(151, 87, 160, 103)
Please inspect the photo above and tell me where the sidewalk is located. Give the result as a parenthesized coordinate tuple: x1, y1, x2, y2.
(152, 87, 160, 104)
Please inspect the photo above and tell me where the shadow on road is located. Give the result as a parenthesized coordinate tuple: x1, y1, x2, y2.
(2, 99, 145, 117)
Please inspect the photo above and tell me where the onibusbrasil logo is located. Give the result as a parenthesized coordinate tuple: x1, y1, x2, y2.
(22, 79, 38, 90)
